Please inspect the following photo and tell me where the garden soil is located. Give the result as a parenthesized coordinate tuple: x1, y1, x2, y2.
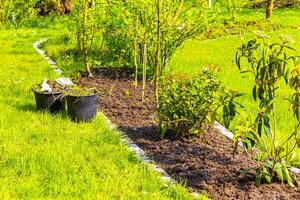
(75, 67, 300, 200)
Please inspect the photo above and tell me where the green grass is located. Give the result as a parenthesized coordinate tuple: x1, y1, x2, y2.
(0, 29, 202, 199)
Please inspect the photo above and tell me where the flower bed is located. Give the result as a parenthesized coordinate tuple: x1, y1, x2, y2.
(75, 67, 300, 199)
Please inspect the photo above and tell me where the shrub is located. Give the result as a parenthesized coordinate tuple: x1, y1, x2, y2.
(157, 71, 221, 137)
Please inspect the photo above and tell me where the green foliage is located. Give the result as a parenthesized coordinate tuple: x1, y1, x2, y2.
(0, 0, 37, 28)
(69, 0, 207, 74)
(221, 89, 243, 128)
(0, 0, 74, 28)
(234, 32, 300, 187)
(157, 71, 220, 137)
(157, 70, 240, 137)
(216, 0, 249, 21)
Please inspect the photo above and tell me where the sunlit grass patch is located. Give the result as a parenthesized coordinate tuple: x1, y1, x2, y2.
(0, 29, 198, 199)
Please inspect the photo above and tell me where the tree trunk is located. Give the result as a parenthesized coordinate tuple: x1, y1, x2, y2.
(154, 0, 161, 107)
(134, 38, 138, 88)
(142, 40, 147, 103)
(266, 0, 275, 19)
(133, 17, 139, 88)
(82, 0, 92, 77)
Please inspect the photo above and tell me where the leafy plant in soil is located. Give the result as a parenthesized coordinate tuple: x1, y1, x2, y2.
(234, 31, 300, 187)
(72, 0, 98, 77)
(157, 71, 239, 137)
(65, 85, 98, 96)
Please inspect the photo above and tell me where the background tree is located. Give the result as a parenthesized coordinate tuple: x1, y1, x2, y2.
(266, 0, 275, 19)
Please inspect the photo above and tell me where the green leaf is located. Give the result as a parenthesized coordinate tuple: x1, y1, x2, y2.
(229, 101, 236, 118)
(257, 117, 262, 136)
(252, 85, 257, 101)
(283, 45, 296, 52)
(159, 122, 167, 138)
(263, 114, 270, 136)
(282, 165, 295, 188)
(240, 70, 252, 74)
(255, 169, 262, 186)
(258, 86, 264, 100)
(263, 167, 271, 183)
(223, 106, 231, 128)
(284, 68, 290, 84)
(274, 163, 284, 182)
(269, 43, 281, 49)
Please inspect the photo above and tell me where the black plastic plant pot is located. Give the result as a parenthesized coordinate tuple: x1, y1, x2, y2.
(33, 90, 66, 114)
(66, 94, 99, 122)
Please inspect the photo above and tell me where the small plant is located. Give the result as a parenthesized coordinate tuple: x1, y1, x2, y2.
(234, 32, 300, 187)
(32, 79, 64, 94)
(157, 71, 238, 137)
(66, 85, 98, 96)
(123, 89, 131, 98)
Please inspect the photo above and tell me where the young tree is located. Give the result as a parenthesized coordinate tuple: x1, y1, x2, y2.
(126, 0, 206, 105)
(154, 0, 161, 105)
(74, 0, 97, 77)
(266, 0, 275, 19)
(82, 0, 92, 76)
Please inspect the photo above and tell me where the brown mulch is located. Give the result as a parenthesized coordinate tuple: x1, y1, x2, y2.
(75, 67, 300, 200)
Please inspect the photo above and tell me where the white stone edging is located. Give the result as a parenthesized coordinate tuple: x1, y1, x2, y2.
(33, 39, 63, 74)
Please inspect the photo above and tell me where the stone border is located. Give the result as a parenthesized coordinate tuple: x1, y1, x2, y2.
(33, 38, 202, 199)
(33, 39, 63, 74)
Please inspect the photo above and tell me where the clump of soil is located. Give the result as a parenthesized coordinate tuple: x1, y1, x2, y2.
(75, 67, 300, 200)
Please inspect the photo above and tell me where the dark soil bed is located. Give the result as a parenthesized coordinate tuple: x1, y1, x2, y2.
(75, 67, 300, 200)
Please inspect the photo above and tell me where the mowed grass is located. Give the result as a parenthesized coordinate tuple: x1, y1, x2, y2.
(168, 8, 300, 166)
(0, 29, 199, 199)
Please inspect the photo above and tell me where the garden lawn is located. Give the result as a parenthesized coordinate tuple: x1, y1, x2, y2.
(0, 29, 197, 199)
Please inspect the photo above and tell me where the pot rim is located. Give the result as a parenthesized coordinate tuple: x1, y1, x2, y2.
(66, 93, 99, 98)
(32, 89, 64, 95)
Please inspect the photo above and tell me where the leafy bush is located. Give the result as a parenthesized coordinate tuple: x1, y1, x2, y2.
(0, 0, 37, 27)
(157, 71, 221, 137)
